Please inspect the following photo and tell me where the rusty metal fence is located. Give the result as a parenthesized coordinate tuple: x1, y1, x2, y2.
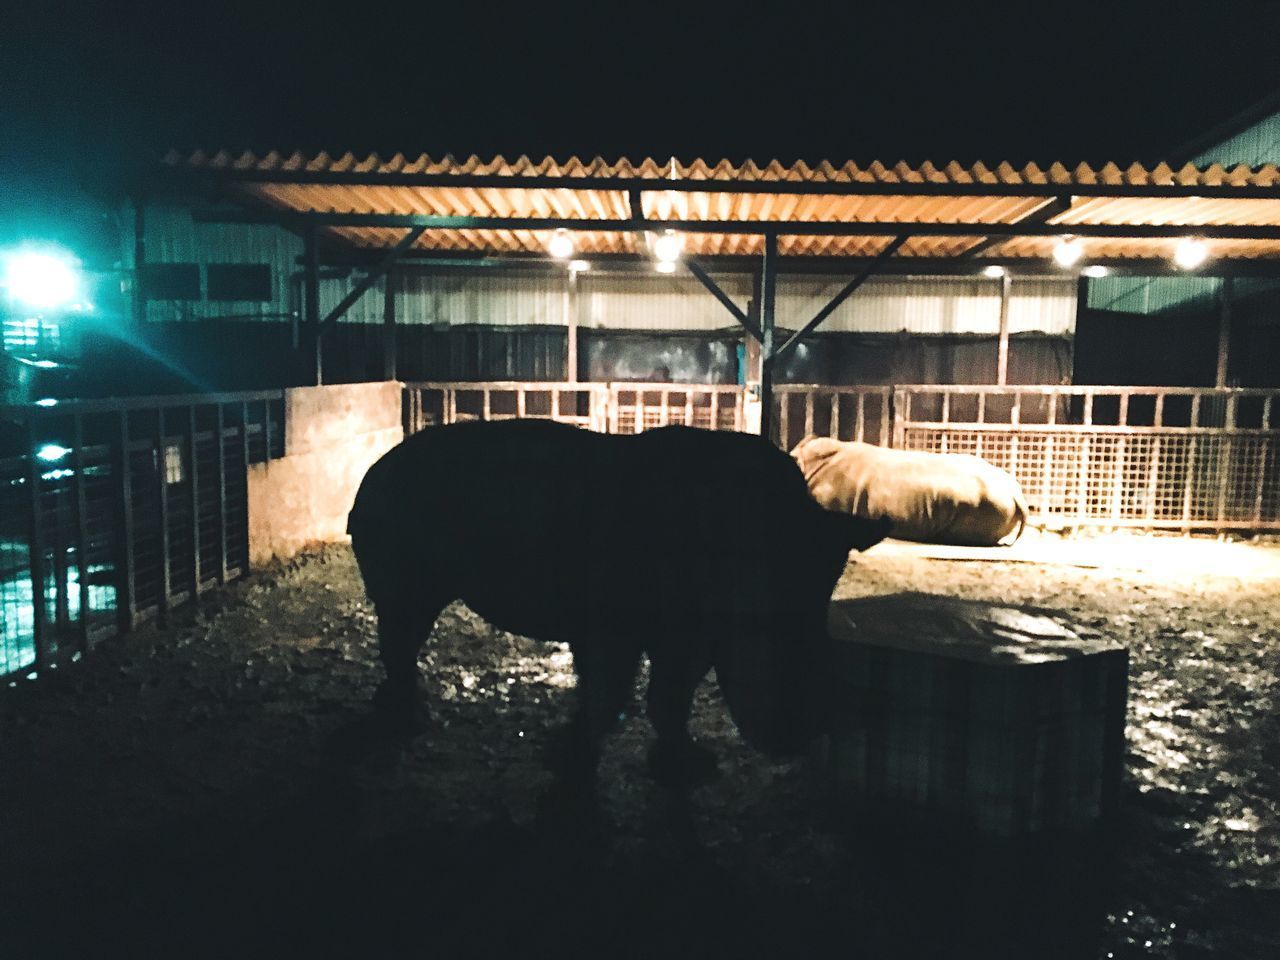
(405, 380, 1280, 532)
(1, 391, 284, 680)
(892, 385, 1280, 530)
(402, 382, 744, 435)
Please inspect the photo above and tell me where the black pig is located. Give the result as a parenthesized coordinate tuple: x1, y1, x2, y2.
(347, 420, 888, 783)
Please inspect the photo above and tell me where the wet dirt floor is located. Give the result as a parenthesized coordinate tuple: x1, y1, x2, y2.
(1, 535, 1278, 959)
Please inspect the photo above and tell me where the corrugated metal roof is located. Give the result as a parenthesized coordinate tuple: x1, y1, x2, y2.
(164, 151, 1280, 261)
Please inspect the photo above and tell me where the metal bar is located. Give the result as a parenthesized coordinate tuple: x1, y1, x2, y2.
(830, 393, 840, 441)
(317, 226, 425, 337)
(855, 393, 865, 443)
(517, 389, 526, 419)
(684, 390, 693, 427)
(759, 233, 778, 444)
(283, 246, 1280, 279)
(181, 167, 1280, 200)
(804, 391, 815, 438)
(214, 211, 1280, 241)
(155, 411, 171, 621)
(710, 390, 718, 432)
(773, 234, 909, 364)
(216, 405, 228, 583)
(996, 274, 1011, 385)
(114, 411, 138, 632)
(686, 259, 760, 341)
(188, 406, 201, 593)
(73, 413, 90, 653)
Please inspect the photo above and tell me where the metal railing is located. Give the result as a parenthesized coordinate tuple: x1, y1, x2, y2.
(403, 381, 745, 436)
(404, 380, 1280, 533)
(892, 385, 1280, 530)
(1, 391, 285, 680)
(773, 385, 894, 452)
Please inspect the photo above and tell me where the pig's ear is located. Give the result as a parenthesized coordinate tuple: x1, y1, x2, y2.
(832, 512, 893, 552)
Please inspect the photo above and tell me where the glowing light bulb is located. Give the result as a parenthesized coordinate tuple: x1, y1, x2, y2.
(1053, 237, 1083, 267)
(653, 230, 683, 263)
(982, 265, 1005, 278)
(1174, 237, 1207, 270)
(548, 230, 574, 259)
(36, 444, 70, 462)
(1082, 265, 1109, 278)
(568, 259, 590, 273)
(655, 260, 677, 274)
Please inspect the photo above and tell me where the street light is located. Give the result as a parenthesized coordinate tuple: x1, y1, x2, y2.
(2, 249, 81, 309)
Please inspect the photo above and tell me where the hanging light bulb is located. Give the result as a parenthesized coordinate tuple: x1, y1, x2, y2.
(1052, 236, 1083, 267)
(653, 230, 683, 263)
(548, 229, 574, 260)
(1174, 237, 1208, 270)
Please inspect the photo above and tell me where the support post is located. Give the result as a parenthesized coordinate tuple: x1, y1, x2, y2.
(383, 267, 398, 381)
(26, 420, 47, 672)
(759, 232, 779, 445)
(566, 267, 579, 383)
(132, 199, 146, 328)
(304, 225, 321, 385)
(996, 273, 1012, 385)
(1216, 277, 1233, 388)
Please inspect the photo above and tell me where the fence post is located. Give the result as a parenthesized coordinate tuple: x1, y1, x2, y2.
(891, 389, 906, 448)
(155, 409, 171, 622)
(116, 410, 137, 632)
(73, 412, 91, 654)
(216, 404, 229, 583)
(25, 420, 48, 673)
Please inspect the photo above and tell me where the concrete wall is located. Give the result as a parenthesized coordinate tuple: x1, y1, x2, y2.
(247, 381, 403, 565)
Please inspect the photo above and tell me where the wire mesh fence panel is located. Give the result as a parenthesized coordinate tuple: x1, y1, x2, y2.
(900, 427, 1280, 529)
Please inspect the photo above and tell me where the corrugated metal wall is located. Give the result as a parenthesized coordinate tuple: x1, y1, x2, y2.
(1084, 107, 1280, 318)
(138, 205, 1076, 335)
(1189, 111, 1280, 167)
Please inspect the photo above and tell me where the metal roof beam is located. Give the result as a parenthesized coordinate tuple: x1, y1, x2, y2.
(686, 259, 761, 342)
(273, 212, 1280, 240)
(960, 195, 1074, 259)
(162, 168, 1280, 200)
(772, 234, 910, 363)
(315, 226, 425, 337)
(304, 250, 1280, 277)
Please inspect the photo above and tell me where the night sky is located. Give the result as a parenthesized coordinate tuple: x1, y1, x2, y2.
(4, 2, 1279, 215)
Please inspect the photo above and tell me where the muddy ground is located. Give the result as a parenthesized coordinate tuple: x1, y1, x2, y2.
(1, 536, 1278, 959)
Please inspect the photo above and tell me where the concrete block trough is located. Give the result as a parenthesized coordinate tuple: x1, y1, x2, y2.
(820, 592, 1128, 837)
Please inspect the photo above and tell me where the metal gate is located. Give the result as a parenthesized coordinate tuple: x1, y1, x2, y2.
(1, 392, 284, 680)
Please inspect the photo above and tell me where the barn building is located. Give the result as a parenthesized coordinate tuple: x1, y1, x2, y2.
(2, 115, 1280, 678)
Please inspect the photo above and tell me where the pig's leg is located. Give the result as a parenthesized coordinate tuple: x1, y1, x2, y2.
(552, 639, 642, 780)
(371, 596, 441, 735)
(645, 650, 719, 785)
